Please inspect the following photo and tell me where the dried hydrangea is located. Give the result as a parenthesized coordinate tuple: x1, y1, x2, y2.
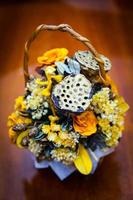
(90, 88, 129, 146)
(98, 118, 123, 146)
(25, 78, 49, 119)
(51, 148, 77, 165)
(30, 102, 49, 120)
(28, 139, 43, 157)
(55, 131, 79, 148)
(26, 76, 38, 93)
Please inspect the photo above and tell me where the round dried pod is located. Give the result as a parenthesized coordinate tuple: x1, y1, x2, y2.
(100, 55, 112, 71)
(21, 136, 29, 146)
(28, 140, 44, 158)
(29, 127, 39, 138)
(74, 51, 112, 75)
(52, 74, 92, 113)
(12, 123, 28, 132)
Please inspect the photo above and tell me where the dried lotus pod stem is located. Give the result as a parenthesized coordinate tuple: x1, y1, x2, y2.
(23, 24, 106, 85)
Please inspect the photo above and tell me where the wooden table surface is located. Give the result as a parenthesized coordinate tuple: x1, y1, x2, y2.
(0, 1, 133, 200)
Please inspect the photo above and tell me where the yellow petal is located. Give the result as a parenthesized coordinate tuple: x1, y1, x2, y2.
(36, 79, 48, 86)
(49, 115, 59, 123)
(42, 125, 50, 134)
(37, 56, 46, 64)
(117, 96, 129, 113)
(74, 144, 92, 175)
(51, 124, 61, 132)
(51, 75, 63, 82)
(106, 75, 118, 95)
(45, 66, 56, 75)
(42, 88, 51, 96)
(47, 132, 58, 142)
(16, 130, 29, 148)
(41, 79, 52, 97)
(14, 96, 26, 111)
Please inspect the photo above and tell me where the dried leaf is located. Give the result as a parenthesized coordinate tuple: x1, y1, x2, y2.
(74, 144, 92, 175)
(67, 58, 80, 74)
(56, 59, 80, 75)
(16, 130, 29, 148)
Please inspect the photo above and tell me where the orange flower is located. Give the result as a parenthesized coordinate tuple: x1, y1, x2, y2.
(106, 75, 118, 95)
(37, 48, 68, 65)
(73, 111, 97, 136)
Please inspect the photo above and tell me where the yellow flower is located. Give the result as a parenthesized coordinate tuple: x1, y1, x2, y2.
(58, 131, 68, 140)
(42, 124, 61, 135)
(45, 66, 56, 74)
(37, 48, 68, 65)
(51, 124, 61, 132)
(15, 96, 26, 111)
(36, 67, 63, 97)
(42, 115, 77, 148)
(7, 112, 32, 128)
(41, 74, 63, 97)
(42, 125, 51, 134)
(48, 115, 59, 123)
(106, 75, 118, 95)
(98, 118, 110, 132)
(47, 132, 58, 142)
(116, 96, 129, 113)
(98, 117, 125, 147)
(73, 111, 97, 136)
(51, 75, 63, 82)
(42, 118, 61, 143)
(106, 126, 122, 147)
(42, 115, 60, 135)
(41, 80, 52, 97)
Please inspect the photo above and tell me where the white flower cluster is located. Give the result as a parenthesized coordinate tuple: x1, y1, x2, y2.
(28, 139, 43, 157)
(51, 148, 77, 165)
(25, 78, 49, 119)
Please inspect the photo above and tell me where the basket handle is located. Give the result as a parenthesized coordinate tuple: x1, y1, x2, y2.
(23, 24, 106, 84)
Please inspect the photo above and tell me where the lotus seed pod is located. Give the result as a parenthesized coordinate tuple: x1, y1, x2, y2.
(75, 51, 112, 72)
(52, 74, 92, 113)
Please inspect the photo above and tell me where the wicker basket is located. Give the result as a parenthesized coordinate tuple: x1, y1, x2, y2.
(7, 24, 129, 180)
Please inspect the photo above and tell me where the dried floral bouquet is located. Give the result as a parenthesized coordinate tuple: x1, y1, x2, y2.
(7, 24, 129, 177)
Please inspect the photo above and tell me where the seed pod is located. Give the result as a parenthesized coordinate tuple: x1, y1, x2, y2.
(75, 51, 112, 76)
(12, 123, 28, 132)
(21, 136, 29, 146)
(52, 74, 92, 113)
(29, 127, 39, 137)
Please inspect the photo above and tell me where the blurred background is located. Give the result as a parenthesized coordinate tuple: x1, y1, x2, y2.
(0, 0, 133, 200)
